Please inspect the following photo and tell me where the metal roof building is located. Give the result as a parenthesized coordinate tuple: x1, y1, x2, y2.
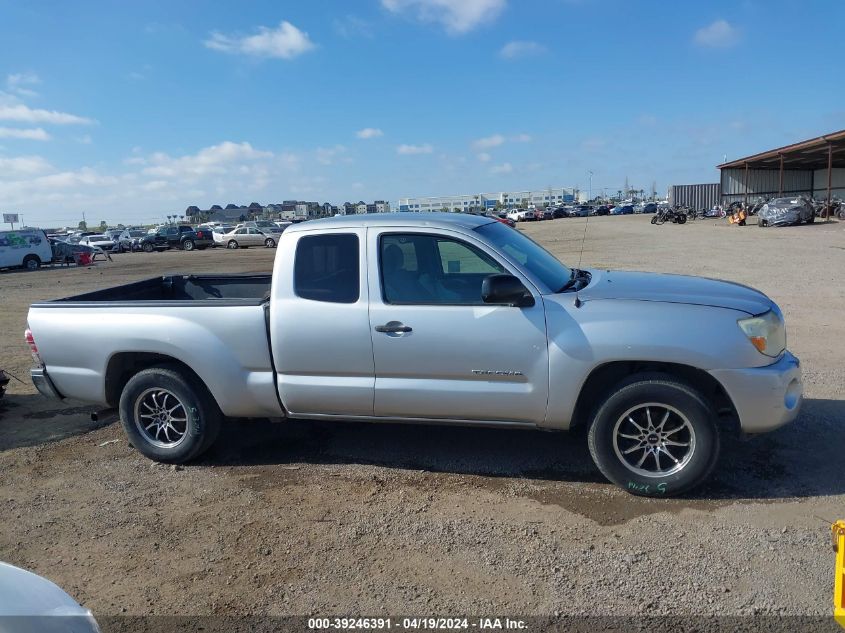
(717, 129, 845, 214)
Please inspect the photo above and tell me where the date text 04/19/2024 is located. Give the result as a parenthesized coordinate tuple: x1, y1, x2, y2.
(307, 617, 528, 630)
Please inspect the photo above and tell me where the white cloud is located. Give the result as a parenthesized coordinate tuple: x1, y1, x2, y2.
(382, 0, 506, 34)
(356, 127, 384, 139)
(315, 144, 349, 165)
(352, 182, 365, 190)
(6, 73, 41, 97)
(472, 133, 531, 151)
(205, 21, 316, 59)
(693, 19, 740, 48)
(333, 15, 373, 39)
(499, 40, 545, 59)
(491, 162, 513, 174)
(397, 143, 433, 155)
(0, 103, 94, 125)
(142, 141, 274, 179)
(0, 155, 52, 175)
(476, 152, 491, 162)
(472, 134, 505, 150)
(0, 127, 50, 141)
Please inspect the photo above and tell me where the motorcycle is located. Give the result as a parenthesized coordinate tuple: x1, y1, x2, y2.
(651, 206, 687, 225)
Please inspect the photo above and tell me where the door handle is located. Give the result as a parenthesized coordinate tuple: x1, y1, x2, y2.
(375, 321, 412, 333)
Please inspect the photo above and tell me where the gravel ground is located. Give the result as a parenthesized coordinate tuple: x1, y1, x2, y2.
(1, 215, 844, 620)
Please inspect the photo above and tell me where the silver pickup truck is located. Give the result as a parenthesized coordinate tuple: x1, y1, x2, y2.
(26, 213, 802, 496)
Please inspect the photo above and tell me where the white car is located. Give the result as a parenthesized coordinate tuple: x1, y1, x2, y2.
(218, 226, 276, 249)
(211, 225, 236, 247)
(79, 234, 117, 251)
(506, 209, 533, 222)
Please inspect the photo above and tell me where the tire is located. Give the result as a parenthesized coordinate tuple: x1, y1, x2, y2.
(807, 215, 815, 224)
(142, 242, 154, 252)
(227, 240, 239, 249)
(759, 219, 768, 228)
(650, 216, 657, 225)
(838, 210, 845, 221)
(182, 239, 195, 251)
(587, 374, 719, 497)
(676, 214, 687, 224)
(264, 238, 276, 248)
(22, 255, 41, 271)
(119, 366, 223, 464)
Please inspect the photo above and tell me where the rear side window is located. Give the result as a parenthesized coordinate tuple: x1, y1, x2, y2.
(294, 234, 359, 303)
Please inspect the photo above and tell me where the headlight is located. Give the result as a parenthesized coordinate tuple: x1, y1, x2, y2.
(737, 310, 786, 357)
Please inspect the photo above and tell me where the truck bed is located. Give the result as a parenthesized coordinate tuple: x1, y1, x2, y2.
(32, 274, 272, 306)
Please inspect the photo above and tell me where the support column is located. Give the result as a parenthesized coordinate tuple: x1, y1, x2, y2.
(778, 154, 784, 196)
(744, 163, 749, 207)
(827, 143, 833, 221)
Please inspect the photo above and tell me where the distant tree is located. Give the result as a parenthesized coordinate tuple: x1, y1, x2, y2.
(440, 206, 449, 213)
(78, 220, 87, 231)
(453, 207, 461, 213)
(98, 220, 108, 231)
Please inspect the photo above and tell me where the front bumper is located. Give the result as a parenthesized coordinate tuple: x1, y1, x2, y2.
(709, 351, 802, 433)
(31, 367, 63, 400)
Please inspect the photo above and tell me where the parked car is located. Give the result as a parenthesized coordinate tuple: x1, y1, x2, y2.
(552, 207, 569, 219)
(138, 225, 212, 252)
(79, 234, 119, 252)
(571, 206, 592, 217)
(211, 225, 236, 247)
(592, 206, 611, 216)
(612, 205, 635, 215)
(219, 226, 277, 249)
(758, 197, 816, 227)
(0, 228, 53, 271)
(117, 228, 149, 252)
(0, 561, 100, 633)
(49, 238, 103, 264)
(641, 203, 658, 214)
(542, 208, 554, 220)
(506, 209, 533, 222)
(533, 208, 546, 221)
(27, 213, 802, 497)
(240, 220, 285, 235)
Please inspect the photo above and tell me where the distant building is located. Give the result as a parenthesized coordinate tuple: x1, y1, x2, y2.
(398, 187, 575, 212)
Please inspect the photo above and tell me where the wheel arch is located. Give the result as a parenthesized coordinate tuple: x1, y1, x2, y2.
(105, 352, 219, 411)
(570, 360, 739, 434)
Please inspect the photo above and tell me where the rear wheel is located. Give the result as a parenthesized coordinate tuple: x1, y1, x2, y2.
(119, 366, 222, 464)
(587, 375, 719, 497)
(182, 239, 195, 251)
(264, 237, 276, 248)
(676, 214, 687, 224)
(227, 240, 239, 249)
(22, 255, 40, 271)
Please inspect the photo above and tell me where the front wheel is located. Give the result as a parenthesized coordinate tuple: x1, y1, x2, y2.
(264, 238, 276, 248)
(587, 375, 719, 497)
(676, 214, 687, 224)
(650, 216, 657, 225)
(119, 366, 222, 464)
(142, 242, 154, 252)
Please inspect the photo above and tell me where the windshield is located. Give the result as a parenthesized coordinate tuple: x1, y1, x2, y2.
(476, 222, 571, 292)
(129, 230, 146, 237)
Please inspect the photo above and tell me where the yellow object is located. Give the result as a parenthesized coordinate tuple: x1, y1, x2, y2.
(834, 520, 845, 629)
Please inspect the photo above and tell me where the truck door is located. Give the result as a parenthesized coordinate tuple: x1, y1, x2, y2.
(367, 228, 549, 424)
(270, 228, 375, 416)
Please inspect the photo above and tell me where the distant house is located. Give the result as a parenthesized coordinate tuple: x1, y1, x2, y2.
(356, 201, 368, 214)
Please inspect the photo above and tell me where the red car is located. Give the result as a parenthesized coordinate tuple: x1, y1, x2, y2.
(532, 208, 545, 221)
(494, 216, 516, 227)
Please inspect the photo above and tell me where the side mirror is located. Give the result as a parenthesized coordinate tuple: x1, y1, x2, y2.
(481, 274, 535, 307)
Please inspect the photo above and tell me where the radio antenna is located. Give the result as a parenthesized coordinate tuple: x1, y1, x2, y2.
(573, 205, 590, 308)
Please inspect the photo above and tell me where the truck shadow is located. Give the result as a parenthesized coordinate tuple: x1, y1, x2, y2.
(0, 394, 115, 451)
(205, 397, 845, 502)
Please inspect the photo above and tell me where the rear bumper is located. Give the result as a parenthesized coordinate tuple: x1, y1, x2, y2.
(709, 351, 802, 434)
(31, 367, 63, 400)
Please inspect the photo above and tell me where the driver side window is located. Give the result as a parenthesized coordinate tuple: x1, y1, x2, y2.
(380, 234, 504, 305)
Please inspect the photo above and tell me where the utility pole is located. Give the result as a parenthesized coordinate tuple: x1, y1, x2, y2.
(588, 171, 593, 202)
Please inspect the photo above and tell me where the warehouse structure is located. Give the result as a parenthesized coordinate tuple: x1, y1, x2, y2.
(669, 183, 720, 211)
(717, 129, 845, 213)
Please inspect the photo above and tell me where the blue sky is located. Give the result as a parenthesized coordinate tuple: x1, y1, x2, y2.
(0, 0, 843, 226)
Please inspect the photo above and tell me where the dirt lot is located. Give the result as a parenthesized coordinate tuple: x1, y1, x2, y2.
(1, 216, 844, 619)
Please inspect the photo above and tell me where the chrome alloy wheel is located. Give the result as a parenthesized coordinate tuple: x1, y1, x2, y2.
(134, 388, 189, 448)
(612, 403, 696, 478)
